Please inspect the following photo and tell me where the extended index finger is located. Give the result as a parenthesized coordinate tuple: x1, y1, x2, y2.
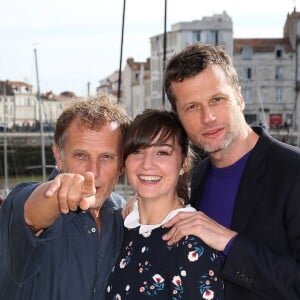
(82, 171, 96, 196)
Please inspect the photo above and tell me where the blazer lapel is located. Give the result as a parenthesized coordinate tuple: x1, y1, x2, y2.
(231, 127, 273, 232)
(190, 157, 210, 208)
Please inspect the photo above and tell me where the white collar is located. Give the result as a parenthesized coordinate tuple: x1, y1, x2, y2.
(124, 201, 196, 235)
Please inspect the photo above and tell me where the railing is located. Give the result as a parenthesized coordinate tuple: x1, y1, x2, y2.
(0, 132, 53, 146)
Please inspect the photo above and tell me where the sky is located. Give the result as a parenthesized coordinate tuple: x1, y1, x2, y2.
(1, 0, 299, 97)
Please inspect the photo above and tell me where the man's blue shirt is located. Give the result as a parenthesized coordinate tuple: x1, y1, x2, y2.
(0, 181, 125, 300)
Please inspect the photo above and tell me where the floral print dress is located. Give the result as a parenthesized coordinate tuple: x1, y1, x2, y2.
(105, 226, 224, 299)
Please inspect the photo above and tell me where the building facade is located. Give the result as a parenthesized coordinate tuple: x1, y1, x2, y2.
(96, 59, 151, 117)
(0, 81, 73, 132)
(102, 8, 300, 144)
(150, 11, 233, 111)
(233, 9, 300, 144)
(96, 70, 121, 97)
(5, 9, 297, 145)
(0, 81, 38, 130)
(121, 58, 151, 117)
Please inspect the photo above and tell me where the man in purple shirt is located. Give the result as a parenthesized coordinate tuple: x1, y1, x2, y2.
(162, 43, 300, 299)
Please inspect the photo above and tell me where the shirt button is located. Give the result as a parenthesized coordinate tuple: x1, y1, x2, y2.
(91, 227, 96, 233)
(93, 287, 96, 294)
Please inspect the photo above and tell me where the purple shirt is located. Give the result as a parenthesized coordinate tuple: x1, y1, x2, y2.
(198, 151, 251, 228)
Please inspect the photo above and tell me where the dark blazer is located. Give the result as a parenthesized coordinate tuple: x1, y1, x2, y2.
(191, 126, 300, 299)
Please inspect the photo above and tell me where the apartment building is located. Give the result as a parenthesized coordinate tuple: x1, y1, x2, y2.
(150, 11, 233, 111)
(232, 9, 300, 144)
(97, 9, 300, 144)
(121, 58, 151, 117)
(0, 81, 37, 129)
(0, 81, 73, 132)
(96, 58, 151, 117)
(3, 9, 300, 144)
(96, 12, 233, 115)
(96, 70, 121, 97)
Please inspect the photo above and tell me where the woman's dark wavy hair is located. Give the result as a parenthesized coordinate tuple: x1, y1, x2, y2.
(123, 109, 193, 204)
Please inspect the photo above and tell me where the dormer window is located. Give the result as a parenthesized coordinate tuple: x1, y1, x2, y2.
(276, 49, 282, 58)
(242, 46, 252, 60)
(275, 48, 282, 58)
(275, 46, 283, 59)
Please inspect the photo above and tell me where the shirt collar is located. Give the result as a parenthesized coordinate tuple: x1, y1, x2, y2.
(124, 201, 196, 235)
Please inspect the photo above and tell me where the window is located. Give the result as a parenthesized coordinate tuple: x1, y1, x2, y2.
(242, 46, 252, 60)
(275, 87, 283, 103)
(205, 31, 219, 45)
(243, 67, 252, 80)
(192, 31, 201, 43)
(285, 114, 293, 128)
(16, 98, 26, 106)
(276, 48, 282, 58)
(275, 66, 283, 80)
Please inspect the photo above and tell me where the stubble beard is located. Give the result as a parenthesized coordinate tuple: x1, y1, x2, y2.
(196, 127, 239, 155)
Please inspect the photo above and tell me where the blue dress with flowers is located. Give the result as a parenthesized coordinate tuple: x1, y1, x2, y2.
(105, 226, 224, 299)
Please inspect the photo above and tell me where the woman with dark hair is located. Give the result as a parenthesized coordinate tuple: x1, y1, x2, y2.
(106, 109, 224, 300)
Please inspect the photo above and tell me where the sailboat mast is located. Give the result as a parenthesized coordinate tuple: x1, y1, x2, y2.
(34, 48, 46, 181)
(2, 82, 9, 197)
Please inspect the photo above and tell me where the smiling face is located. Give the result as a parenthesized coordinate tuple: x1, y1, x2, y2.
(53, 118, 122, 209)
(125, 135, 185, 202)
(171, 65, 246, 159)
